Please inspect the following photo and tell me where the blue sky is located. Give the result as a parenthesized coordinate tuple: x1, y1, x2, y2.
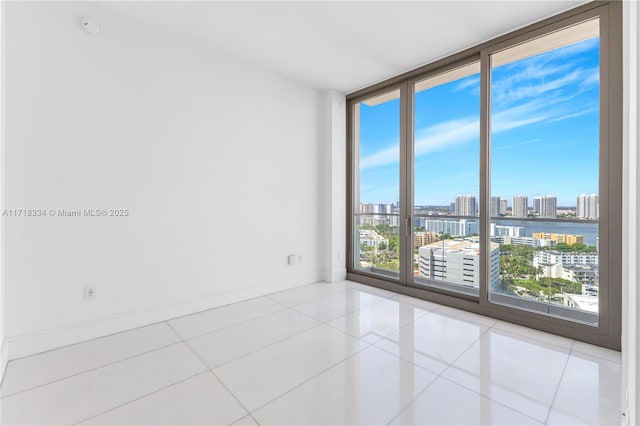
(358, 37, 600, 207)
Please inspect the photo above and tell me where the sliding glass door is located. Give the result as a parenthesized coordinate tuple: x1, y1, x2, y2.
(487, 18, 602, 324)
(411, 62, 481, 296)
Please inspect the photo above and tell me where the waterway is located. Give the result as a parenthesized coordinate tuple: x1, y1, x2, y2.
(493, 219, 599, 246)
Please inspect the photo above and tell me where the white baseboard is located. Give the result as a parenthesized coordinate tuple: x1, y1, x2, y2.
(324, 268, 347, 283)
(6, 270, 324, 361)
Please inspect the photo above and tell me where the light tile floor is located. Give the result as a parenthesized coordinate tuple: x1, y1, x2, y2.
(0, 281, 622, 425)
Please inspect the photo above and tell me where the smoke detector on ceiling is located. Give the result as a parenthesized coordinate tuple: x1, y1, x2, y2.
(81, 18, 100, 35)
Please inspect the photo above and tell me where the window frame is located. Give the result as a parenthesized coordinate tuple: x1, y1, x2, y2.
(346, 1, 622, 349)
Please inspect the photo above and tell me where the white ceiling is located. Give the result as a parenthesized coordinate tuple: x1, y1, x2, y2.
(104, 1, 589, 94)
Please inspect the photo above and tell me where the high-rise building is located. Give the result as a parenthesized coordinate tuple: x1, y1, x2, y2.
(359, 203, 396, 226)
(512, 195, 528, 218)
(455, 195, 476, 217)
(499, 199, 508, 215)
(490, 196, 501, 217)
(577, 193, 599, 219)
(540, 195, 557, 218)
(533, 196, 542, 215)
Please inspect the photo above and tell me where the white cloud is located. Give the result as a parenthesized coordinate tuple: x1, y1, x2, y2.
(359, 38, 600, 171)
(453, 75, 480, 92)
(549, 107, 598, 122)
(359, 144, 400, 170)
(492, 67, 597, 104)
(359, 97, 564, 170)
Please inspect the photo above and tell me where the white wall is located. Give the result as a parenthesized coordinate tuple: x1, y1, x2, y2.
(0, 0, 7, 379)
(622, 1, 640, 424)
(2, 2, 326, 359)
(322, 91, 346, 283)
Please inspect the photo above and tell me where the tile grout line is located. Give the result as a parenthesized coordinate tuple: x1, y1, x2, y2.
(246, 342, 376, 417)
(71, 370, 207, 426)
(175, 304, 291, 341)
(436, 321, 564, 424)
(170, 285, 415, 400)
(185, 281, 378, 339)
(199, 288, 432, 372)
(544, 340, 575, 425)
(209, 366, 262, 426)
(166, 281, 355, 342)
(318, 296, 442, 344)
(448, 376, 546, 425)
(0, 339, 185, 400)
(1, 294, 297, 397)
(167, 321, 257, 425)
(213, 284, 390, 418)
(5, 281, 593, 426)
(6, 283, 338, 401)
(247, 295, 472, 421)
(3, 321, 178, 364)
(459, 321, 579, 424)
(189, 319, 330, 371)
(384, 320, 498, 426)
(289, 294, 389, 324)
(3, 287, 309, 367)
(264, 282, 351, 308)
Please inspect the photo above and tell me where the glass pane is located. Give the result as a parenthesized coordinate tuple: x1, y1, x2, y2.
(412, 62, 481, 295)
(489, 19, 600, 324)
(353, 89, 401, 278)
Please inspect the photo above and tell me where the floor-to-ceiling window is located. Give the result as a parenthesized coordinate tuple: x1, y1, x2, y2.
(412, 61, 481, 297)
(352, 88, 402, 280)
(487, 18, 602, 325)
(347, 2, 621, 349)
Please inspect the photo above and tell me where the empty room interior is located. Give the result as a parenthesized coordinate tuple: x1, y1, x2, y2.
(0, 0, 639, 425)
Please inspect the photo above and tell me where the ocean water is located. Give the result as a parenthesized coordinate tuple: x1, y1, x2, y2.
(493, 219, 599, 246)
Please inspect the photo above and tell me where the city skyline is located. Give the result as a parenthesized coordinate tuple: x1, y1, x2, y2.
(362, 190, 599, 212)
(358, 37, 600, 206)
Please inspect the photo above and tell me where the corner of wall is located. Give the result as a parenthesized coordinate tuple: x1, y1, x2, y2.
(322, 90, 347, 283)
(622, 0, 639, 424)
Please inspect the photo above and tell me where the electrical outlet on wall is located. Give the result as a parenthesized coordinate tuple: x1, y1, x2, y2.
(84, 285, 96, 301)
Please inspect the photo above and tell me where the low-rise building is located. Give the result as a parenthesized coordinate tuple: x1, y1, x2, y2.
(359, 229, 389, 252)
(537, 263, 599, 287)
(492, 235, 555, 248)
(533, 250, 598, 266)
(490, 224, 525, 237)
(414, 231, 438, 250)
(532, 232, 584, 245)
(563, 264, 599, 286)
(564, 293, 598, 313)
(418, 239, 500, 289)
(425, 219, 478, 237)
